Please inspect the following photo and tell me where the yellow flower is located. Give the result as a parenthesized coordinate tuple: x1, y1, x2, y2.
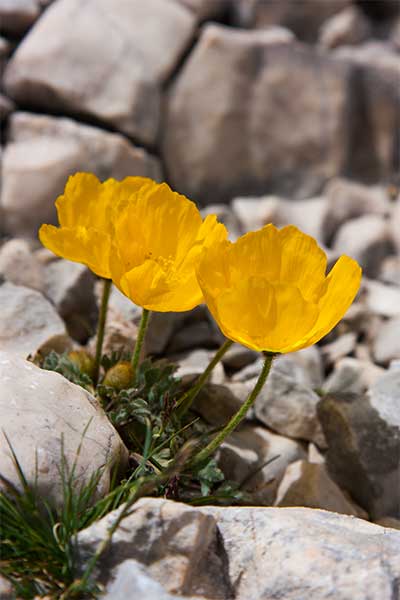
(196, 224, 361, 353)
(39, 172, 155, 278)
(110, 182, 228, 312)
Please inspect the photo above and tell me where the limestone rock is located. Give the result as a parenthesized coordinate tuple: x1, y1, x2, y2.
(332, 215, 395, 278)
(0, 238, 44, 290)
(373, 316, 400, 365)
(254, 355, 326, 447)
(175, 0, 228, 22)
(221, 342, 258, 372)
(191, 383, 243, 427)
(232, 0, 351, 43)
(275, 460, 368, 518)
(0, 93, 14, 121)
(318, 366, 400, 518)
(322, 178, 390, 244)
(0, 0, 41, 36)
(361, 278, 400, 318)
(320, 331, 357, 366)
(163, 25, 353, 204)
(175, 349, 225, 385)
(319, 6, 371, 50)
(324, 357, 385, 395)
(4, 0, 196, 143)
(44, 259, 96, 342)
(218, 424, 307, 505)
(1, 112, 161, 237)
(380, 255, 400, 286)
(0, 282, 71, 358)
(0, 351, 128, 508)
(78, 496, 400, 600)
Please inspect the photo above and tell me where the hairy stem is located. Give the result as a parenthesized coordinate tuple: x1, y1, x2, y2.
(93, 278, 112, 386)
(191, 353, 274, 467)
(131, 308, 150, 381)
(175, 339, 234, 419)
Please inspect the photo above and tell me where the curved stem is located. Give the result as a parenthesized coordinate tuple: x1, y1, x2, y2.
(191, 353, 274, 467)
(175, 339, 234, 419)
(93, 278, 112, 386)
(131, 308, 151, 381)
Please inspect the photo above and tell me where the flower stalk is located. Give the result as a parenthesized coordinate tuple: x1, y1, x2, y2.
(175, 339, 234, 419)
(93, 278, 112, 386)
(131, 308, 151, 381)
(190, 352, 274, 467)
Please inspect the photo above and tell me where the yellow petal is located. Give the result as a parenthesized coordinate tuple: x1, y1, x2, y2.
(293, 255, 362, 350)
(39, 224, 111, 278)
(279, 225, 328, 303)
(211, 277, 319, 353)
(56, 173, 103, 229)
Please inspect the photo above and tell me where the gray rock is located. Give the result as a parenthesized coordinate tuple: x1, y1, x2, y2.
(163, 25, 353, 204)
(167, 320, 216, 353)
(221, 343, 258, 372)
(0, 93, 14, 121)
(319, 6, 371, 50)
(324, 357, 385, 395)
(218, 424, 307, 505)
(88, 314, 138, 358)
(4, 0, 196, 144)
(275, 460, 368, 518)
(0, 282, 71, 358)
(254, 355, 326, 447)
(322, 178, 390, 245)
(201, 203, 241, 241)
(100, 559, 196, 600)
(0, 0, 41, 36)
(175, 349, 225, 385)
(192, 383, 244, 427)
(78, 496, 400, 600)
(232, 0, 351, 43)
(1, 112, 161, 237)
(0, 351, 128, 508)
(373, 317, 400, 365)
(78, 497, 229, 598)
(44, 260, 96, 342)
(332, 215, 395, 278)
(362, 278, 400, 318)
(380, 255, 400, 286)
(318, 367, 400, 518)
(176, 0, 228, 22)
(320, 331, 357, 366)
(0, 238, 44, 291)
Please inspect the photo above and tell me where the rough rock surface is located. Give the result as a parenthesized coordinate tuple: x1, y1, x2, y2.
(318, 365, 400, 519)
(4, 0, 196, 144)
(0, 112, 161, 237)
(254, 355, 326, 447)
(0, 351, 128, 508)
(0, 282, 71, 358)
(78, 497, 400, 600)
(0, 238, 44, 291)
(163, 25, 353, 204)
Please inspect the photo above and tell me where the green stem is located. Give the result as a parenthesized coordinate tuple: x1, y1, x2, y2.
(191, 353, 274, 467)
(131, 308, 150, 380)
(175, 339, 234, 419)
(93, 278, 112, 386)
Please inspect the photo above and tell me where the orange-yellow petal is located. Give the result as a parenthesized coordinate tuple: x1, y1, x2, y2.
(39, 224, 111, 278)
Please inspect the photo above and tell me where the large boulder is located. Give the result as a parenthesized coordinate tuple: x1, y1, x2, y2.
(0, 351, 128, 508)
(0, 112, 162, 237)
(163, 25, 352, 204)
(4, 0, 196, 144)
(318, 365, 400, 519)
(78, 496, 400, 600)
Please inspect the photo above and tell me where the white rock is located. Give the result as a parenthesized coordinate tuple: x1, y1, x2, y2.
(0, 351, 128, 507)
(0, 238, 44, 290)
(362, 278, 400, 318)
(4, 0, 196, 143)
(373, 317, 400, 365)
(1, 112, 162, 237)
(175, 349, 225, 385)
(254, 355, 326, 447)
(78, 496, 400, 600)
(324, 357, 385, 395)
(319, 6, 371, 50)
(332, 214, 395, 278)
(0, 0, 41, 36)
(0, 282, 71, 358)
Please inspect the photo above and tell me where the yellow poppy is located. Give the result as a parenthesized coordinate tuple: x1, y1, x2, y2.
(110, 182, 228, 312)
(39, 172, 155, 278)
(196, 224, 361, 353)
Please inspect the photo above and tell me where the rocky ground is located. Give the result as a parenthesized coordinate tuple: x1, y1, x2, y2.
(0, 1, 399, 599)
